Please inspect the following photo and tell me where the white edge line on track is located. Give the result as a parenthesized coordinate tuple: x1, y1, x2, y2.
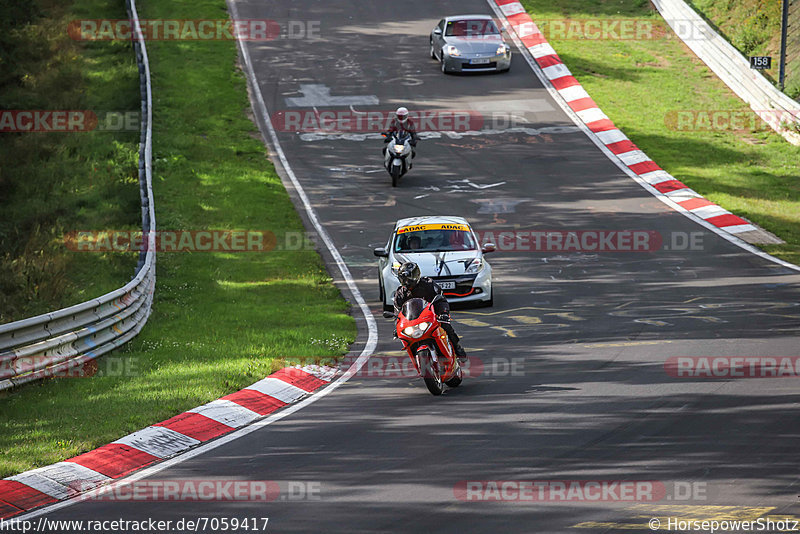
(16, 0, 378, 521)
(486, 0, 800, 273)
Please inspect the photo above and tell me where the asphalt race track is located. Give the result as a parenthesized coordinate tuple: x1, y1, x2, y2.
(34, 0, 800, 532)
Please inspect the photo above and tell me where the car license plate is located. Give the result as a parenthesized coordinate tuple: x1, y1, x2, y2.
(439, 281, 456, 289)
(470, 58, 491, 65)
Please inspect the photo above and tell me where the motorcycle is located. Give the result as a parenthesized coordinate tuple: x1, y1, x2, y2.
(381, 131, 414, 187)
(383, 295, 463, 395)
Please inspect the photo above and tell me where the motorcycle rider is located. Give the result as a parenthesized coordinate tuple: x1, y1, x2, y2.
(393, 262, 467, 363)
(383, 107, 419, 156)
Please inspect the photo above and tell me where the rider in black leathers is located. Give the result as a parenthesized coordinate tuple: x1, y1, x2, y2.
(393, 262, 467, 363)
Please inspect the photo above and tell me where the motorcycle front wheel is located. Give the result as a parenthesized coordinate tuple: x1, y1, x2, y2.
(445, 362, 462, 388)
(390, 165, 400, 187)
(418, 348, 444, 396)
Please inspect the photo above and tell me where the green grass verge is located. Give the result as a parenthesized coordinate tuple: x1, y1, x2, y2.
(520, 0, 800, 264)
(0, 0, 355, 478)
(685, 0, 799, 99)
(0, 0, 141, 322)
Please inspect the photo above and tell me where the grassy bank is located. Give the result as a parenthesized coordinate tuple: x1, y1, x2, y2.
(521, 0, 800, 264)
(0, 0, 141, 322)
(0, 0, 355, 477)
(686, 0, 799, 98)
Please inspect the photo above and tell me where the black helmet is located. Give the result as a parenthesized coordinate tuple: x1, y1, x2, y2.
(397, 262, 420, 289)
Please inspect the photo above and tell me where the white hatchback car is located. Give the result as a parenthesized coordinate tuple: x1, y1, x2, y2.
(374, 216, 495, 311)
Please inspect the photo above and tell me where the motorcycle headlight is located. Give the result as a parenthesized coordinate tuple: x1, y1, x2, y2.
(394, 144, 405, 152)
(402, 322, 430, 339)
(391, 261, 401, 274)
(446, 45, 461, 57)
(466, 257, 484, 273)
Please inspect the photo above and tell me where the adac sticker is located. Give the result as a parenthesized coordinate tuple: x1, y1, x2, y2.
(397, 223, 470, 234)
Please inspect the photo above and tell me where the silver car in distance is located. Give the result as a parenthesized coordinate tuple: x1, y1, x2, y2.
(430, 15, 512, 74)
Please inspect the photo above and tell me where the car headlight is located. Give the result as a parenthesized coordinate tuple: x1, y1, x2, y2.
(466, 257, 484, 273)
(496, 45, 510, 56)
(446, 45, 461, 57)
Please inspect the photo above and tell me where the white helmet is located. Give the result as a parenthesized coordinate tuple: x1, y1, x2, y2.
(396, 107, 409, 123)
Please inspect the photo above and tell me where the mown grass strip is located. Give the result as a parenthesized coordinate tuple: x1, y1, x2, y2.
(0, 0, 355, 477)
(520, 0, 800, 264)
(0, 0, 140, 322)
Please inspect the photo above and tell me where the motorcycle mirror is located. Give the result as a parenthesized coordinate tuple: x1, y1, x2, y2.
(373, 247, 389, 257)
(382, 311, 395, 319)
(481, 243, 497, 254)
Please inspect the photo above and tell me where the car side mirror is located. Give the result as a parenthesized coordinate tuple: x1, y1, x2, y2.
(373, 247, 389, 257)
(433, 28, 442, 35)
(481, 243, 496, 254)
(383, 311, 395, 319)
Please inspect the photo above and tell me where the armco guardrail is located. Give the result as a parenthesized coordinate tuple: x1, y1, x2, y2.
(0, 0, 156, 391)
(652, 0, 800, 145)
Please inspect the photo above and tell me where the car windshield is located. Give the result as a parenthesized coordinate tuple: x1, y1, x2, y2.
(445, 19, 500, 37)
(395, 228, 477, 253)
(401, 298, 427, 321)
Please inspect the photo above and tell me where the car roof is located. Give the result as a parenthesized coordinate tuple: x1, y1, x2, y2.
(394, 215, 471, 230)
(444, 15, 495, 22)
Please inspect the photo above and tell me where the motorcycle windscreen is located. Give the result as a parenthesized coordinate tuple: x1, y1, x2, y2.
(401, 298, 427, 321)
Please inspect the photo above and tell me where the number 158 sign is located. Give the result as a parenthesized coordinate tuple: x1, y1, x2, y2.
(750, 56, 772, 69)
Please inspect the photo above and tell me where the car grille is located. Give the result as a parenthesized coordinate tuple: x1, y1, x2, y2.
(432, 275, 478, 297)
(462, 62, 497, 70)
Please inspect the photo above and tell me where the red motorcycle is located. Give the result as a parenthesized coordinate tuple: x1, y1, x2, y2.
(383, 295, 463, 395)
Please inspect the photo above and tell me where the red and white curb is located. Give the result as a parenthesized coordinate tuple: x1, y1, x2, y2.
(492, 0, 765, 238)
(0, 364, 337, 519)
